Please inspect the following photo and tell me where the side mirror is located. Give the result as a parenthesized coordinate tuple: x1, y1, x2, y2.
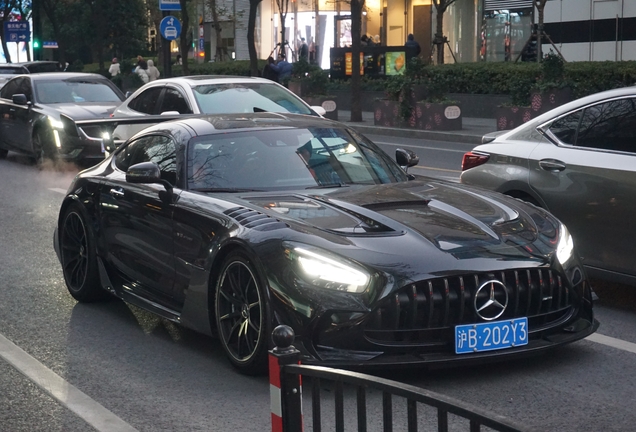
(311, 106, 327, 117)
(124, 91, 133, 98)
(396, 148, 419, 169)
(12, 94, 28, 105)
(160, 110, 180, 115)
(126, 162, 162, 184)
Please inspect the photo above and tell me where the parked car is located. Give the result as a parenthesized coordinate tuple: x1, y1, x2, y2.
(0, 61, 63, 74)
(110, 76, 327, 143)
(54, 112, 597, 374)
(460, 86, 636, 287)
(0, 72, 125, 162)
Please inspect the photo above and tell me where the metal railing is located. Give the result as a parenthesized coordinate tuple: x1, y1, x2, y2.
(269, 325, 529, 432)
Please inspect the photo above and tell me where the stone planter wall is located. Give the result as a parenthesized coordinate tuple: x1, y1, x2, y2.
(374, 100, 462, 130)
(495, 88, 573, 131)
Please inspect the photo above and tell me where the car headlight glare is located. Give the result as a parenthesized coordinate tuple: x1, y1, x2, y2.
(557, 224, 574, 265)
(293, 247, 369, 293)
(48, 116, 64, 129)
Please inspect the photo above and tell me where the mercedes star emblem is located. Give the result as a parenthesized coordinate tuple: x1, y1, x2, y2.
(474, 280, 509, 321)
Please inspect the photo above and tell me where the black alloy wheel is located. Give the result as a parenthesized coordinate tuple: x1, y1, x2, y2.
(215, 251, 268, 375)
(33, 127, 57, 165)
(60, 204, 107, 302)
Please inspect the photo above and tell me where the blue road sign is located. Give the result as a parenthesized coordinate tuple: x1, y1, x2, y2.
(160, 16, 182, 41)
(199, 38, 204, 50)
(4, 21, 30, 43)
(159, 0, 181, 11)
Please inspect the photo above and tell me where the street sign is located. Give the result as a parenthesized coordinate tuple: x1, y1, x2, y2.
(160, 16, 182, 41)
(199, 38, 204, 50)
(159, 0, 181, 11)
(42, 41, 58, 49)
(4, 21, 30, 43)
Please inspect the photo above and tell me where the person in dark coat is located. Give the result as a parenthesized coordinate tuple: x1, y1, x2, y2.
(262, 56, 279, 82)
(405, 34, 421, 56)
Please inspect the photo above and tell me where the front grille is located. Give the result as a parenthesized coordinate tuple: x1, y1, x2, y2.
(364, 268, 574, 346)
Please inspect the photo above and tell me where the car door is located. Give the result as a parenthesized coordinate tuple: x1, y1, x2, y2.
(99, 134, 178, 304)
(112, 86, 164, 142)
(528, 96, 636, 277)
(0, 77, 33, 150)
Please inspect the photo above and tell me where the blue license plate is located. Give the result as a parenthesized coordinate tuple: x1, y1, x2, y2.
(455, 317, 528, 354)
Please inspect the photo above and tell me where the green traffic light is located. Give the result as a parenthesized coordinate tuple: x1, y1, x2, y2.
(33, 41, 40, 48)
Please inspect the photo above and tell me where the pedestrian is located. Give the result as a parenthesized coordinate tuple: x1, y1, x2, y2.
(175, 54, 183, 65)
(146, 59, 160, 81)
(298, 38, 309, 62)
(272, 53, 292, 82)
(108, 57, 120, 77)
(405, 33, 421, 56)
(262, 56, 279, 82)
(134, 56, 149, 84)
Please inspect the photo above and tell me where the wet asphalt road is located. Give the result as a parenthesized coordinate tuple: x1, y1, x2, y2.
(1, 148, 636, 432)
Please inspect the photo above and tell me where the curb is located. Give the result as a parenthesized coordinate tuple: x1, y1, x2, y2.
(343, 124, 485, 144)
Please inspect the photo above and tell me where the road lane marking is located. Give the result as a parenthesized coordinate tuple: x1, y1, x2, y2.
(374, 141, 467, 153)
(412, 166, 461, 174)
(49, 188, 68, 194)
(0, 333, 138, 432)
(586, 333, 636, 354)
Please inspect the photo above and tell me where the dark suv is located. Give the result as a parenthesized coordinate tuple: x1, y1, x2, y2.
(0, 61, 63, 75)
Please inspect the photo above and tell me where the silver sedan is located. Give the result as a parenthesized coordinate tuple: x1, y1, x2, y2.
(460, 86, 636, 287)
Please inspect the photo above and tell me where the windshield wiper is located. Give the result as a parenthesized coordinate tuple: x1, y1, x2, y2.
(190, 187, 264, 193)
(306, 183, 349, 189)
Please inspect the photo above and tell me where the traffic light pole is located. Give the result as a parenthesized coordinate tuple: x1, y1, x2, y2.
(162, 11, 173, 78)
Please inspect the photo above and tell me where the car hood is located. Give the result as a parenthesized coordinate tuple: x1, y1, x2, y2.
(47, 103, 120, 120)
(239, 180, 558, 273)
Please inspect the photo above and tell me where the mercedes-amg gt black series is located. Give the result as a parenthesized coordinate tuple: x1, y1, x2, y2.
(54, 113, 598, 374)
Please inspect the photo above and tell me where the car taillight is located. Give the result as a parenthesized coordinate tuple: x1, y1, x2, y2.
(461, 151, 490, 171)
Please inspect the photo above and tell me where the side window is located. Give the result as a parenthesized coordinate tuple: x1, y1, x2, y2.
(576, 98, 636, 153)
(15, 78, 33, 101)
(115, 135, 177, 185)
(548, 110, 581, 145)
(160, 88, 192, 114)
(128, 87, 163, 114)
(0, 78, 20, 99)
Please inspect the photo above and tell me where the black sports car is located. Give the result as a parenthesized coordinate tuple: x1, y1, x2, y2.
(53, 113, 598, 374)
(0, 72, 125, 162)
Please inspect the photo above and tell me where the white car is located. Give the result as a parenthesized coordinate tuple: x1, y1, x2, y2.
(111, 76, 326, 142)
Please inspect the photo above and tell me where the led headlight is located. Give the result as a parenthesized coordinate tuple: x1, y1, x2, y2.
(290, 246, 370, 293)
(556, 223, 574, 265)
(48, 116, 64, 129)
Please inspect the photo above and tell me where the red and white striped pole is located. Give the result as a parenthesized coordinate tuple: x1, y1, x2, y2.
(269, 325, 302, 432)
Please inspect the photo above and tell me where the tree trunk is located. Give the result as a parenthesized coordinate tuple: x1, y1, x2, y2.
(179, 0, 190, 75)
(0, 28, 11, 63)
(435, 6, 444, 65)
(280, 16, 286, 57)
(210, 0, 224, 61)
(536, 0, 546, 62)
(349, 0, 364, 122)
(248, 0, 262, 76)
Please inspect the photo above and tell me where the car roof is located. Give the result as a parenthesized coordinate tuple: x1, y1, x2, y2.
(139, 112, 342, 137)
(151, 75, 275, 87)
(499, 86, 636, 140)
(26, 72, 110, 81)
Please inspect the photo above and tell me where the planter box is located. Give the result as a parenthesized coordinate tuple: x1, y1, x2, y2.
(304, 96, 338, 121)
(529, 87, 574, 114)
(495, 106, 536, 131)
(374, 100, 462, 130)
(415, 102, 462, 131)
(288, 80, 311, 98)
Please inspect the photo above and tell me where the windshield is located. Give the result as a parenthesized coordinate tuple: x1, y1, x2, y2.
(187, 127, 408, 191)
(34, 79, 123, 104)
(192, 83, 314, 115)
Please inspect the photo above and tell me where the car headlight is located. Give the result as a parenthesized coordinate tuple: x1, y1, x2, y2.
(48, 116, 64, 129)
(287, 246, 370, 293)
(556, 223, 574, 265)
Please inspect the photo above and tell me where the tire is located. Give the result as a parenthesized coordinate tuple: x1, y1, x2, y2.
(214, 251, 269, 375)
(60, 203, 108, 302)
(33, 127, 57, 166)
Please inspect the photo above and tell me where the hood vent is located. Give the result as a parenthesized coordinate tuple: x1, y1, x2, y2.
(224, 206, 289, 231)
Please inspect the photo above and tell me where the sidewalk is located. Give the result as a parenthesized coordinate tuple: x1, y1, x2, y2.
(337, 110, 496, 144)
